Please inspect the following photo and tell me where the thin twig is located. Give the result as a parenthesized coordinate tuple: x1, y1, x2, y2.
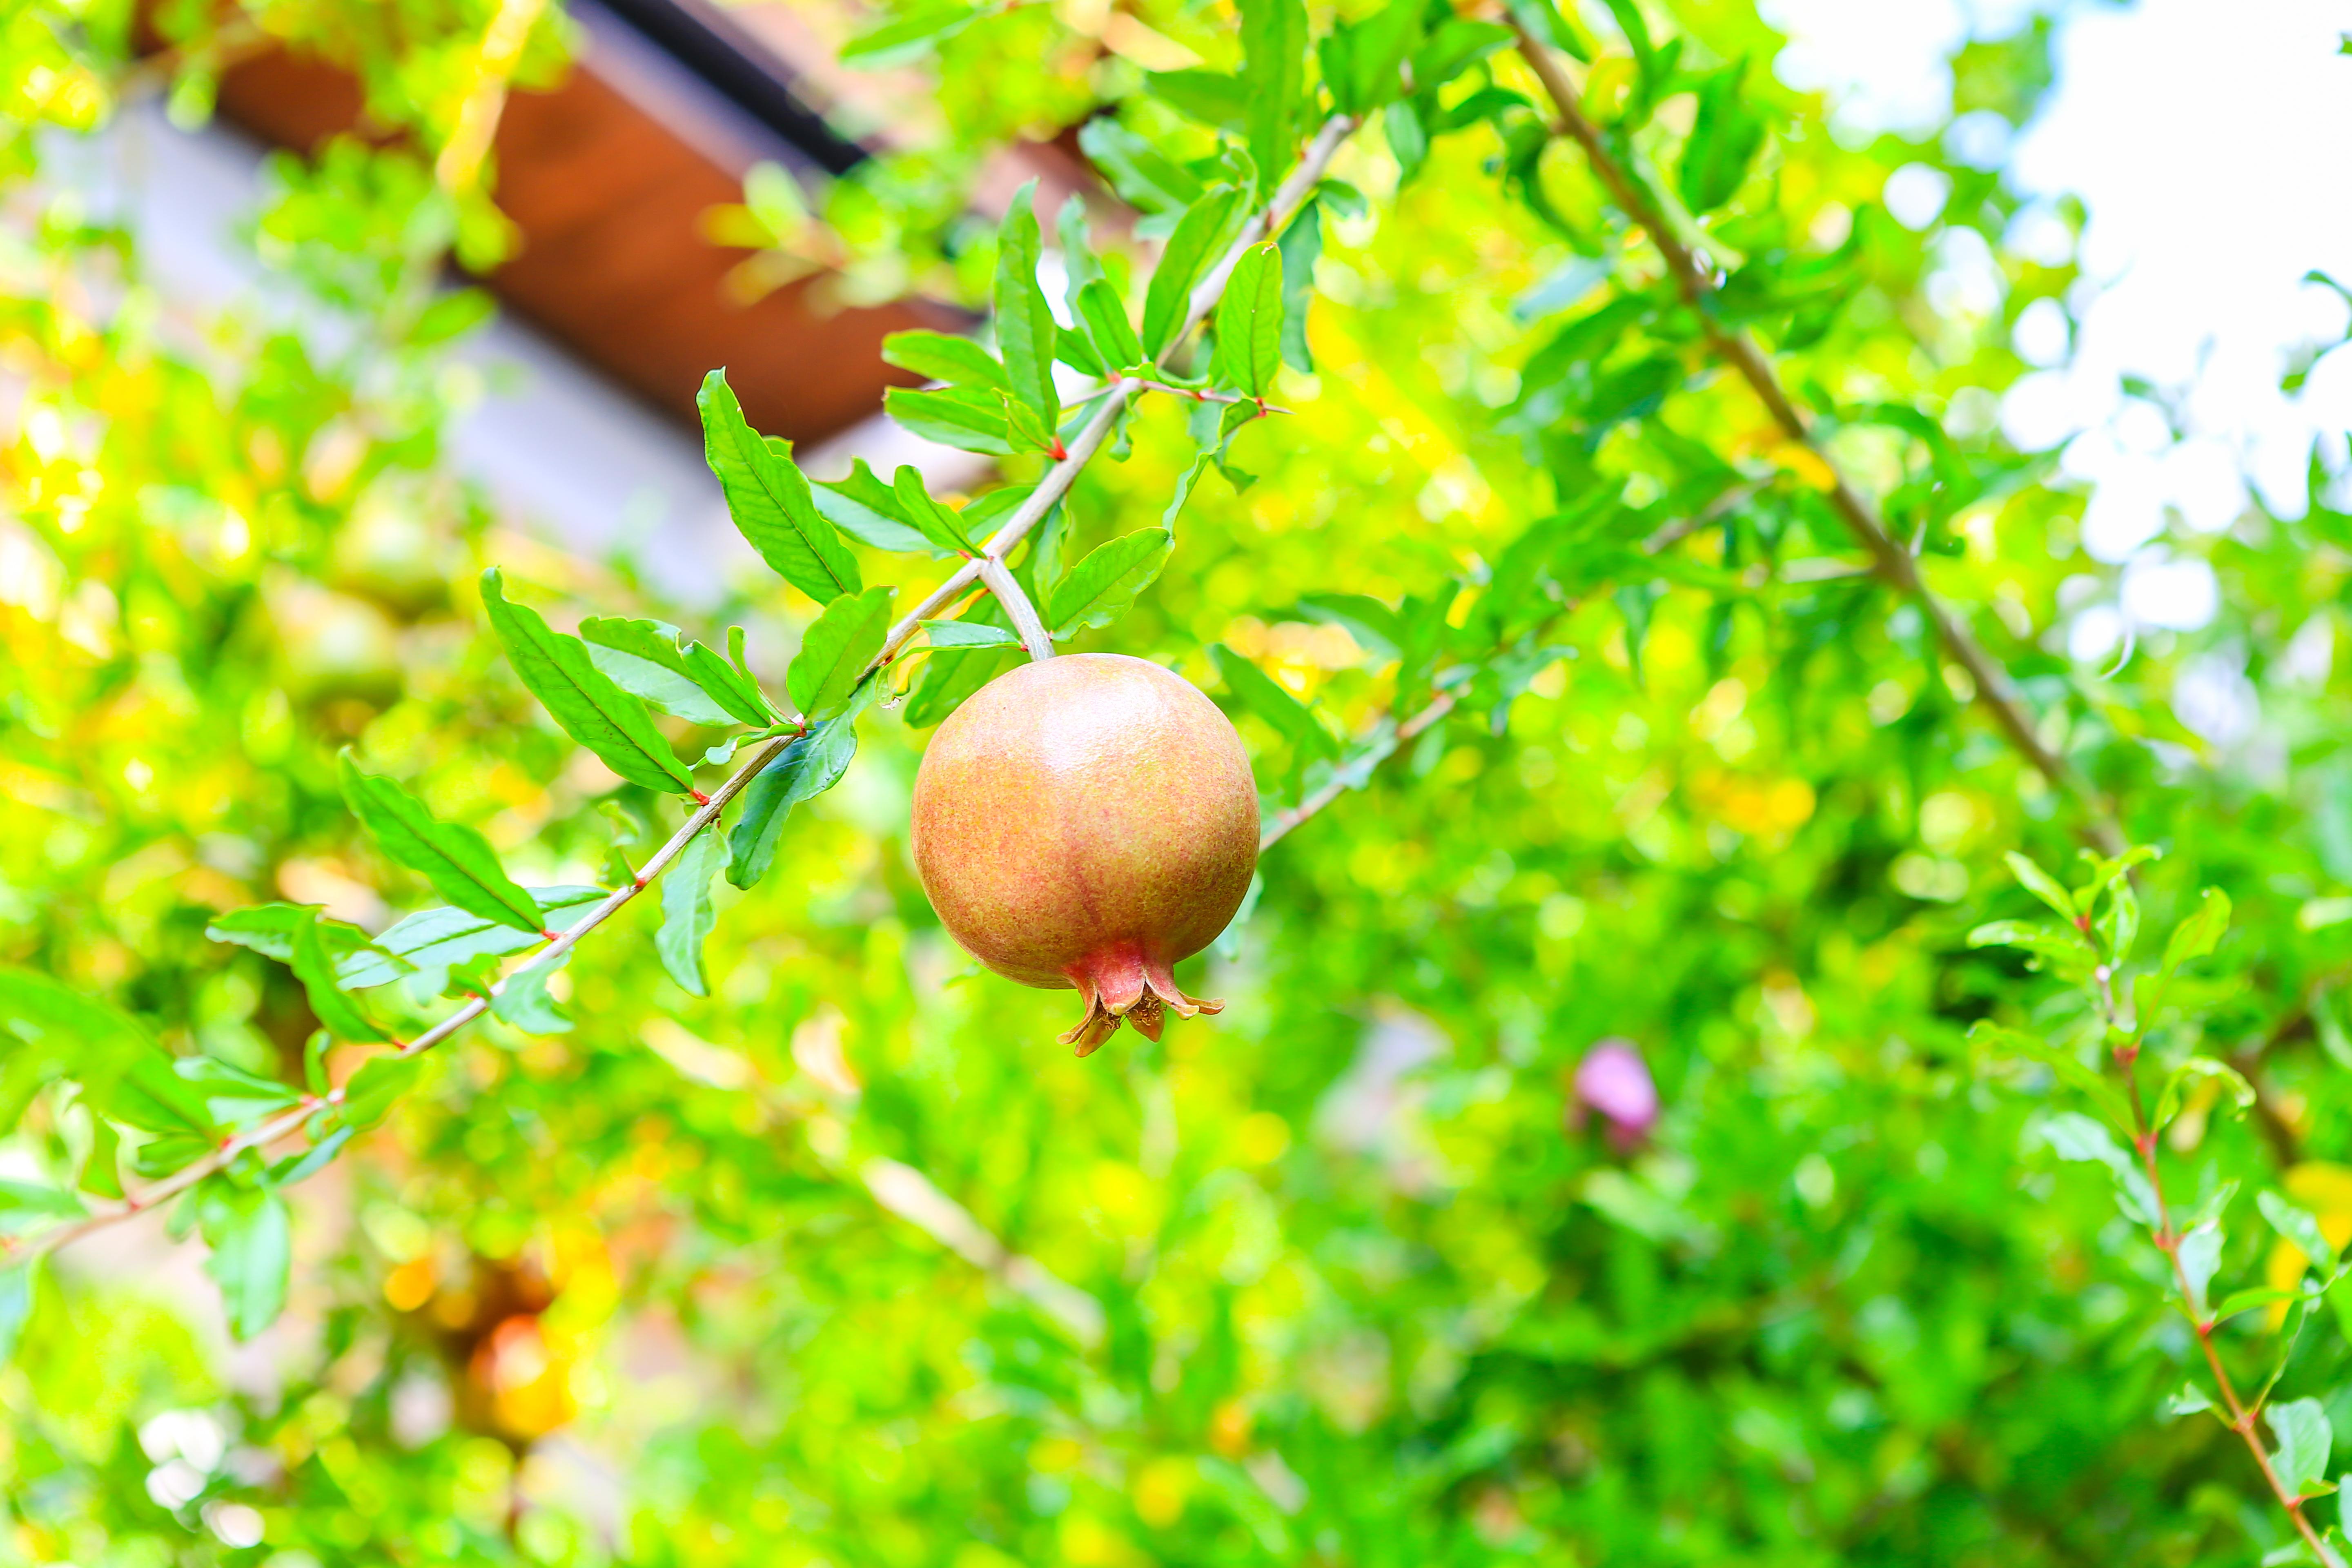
(1259, 692, 1457, 851)
(2082, 927, 2339, 1563)
(1506, 22, 2124, 856)
(24, 730, 805, 1263)
(1110, 372, 1292, 415)
(25, 117, 1371, 1265)
(876, 114, 1359, 666)
(974, 554, 1056, 662)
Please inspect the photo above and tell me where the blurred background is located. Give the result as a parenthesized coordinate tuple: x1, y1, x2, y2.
(11, 0, 2352, 1562)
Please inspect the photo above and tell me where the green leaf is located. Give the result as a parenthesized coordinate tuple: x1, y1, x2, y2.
(2211, 1285, 2307, 1324)
(1275, 198, 1323, 374)
(266, 1125, 352, 1190)
(1971, 1023, 2132, 1129)
(1410, 18, 1512, 90)
(340, 753, 544, 934)
(291, 910, 387, 1044)
(199, 1185, 292, 1341)
(1075, 118, 1206, 216)
(2034, 1110, 2158, 1225)
(838, 1, 980, 67)
(1214, 241, 1284, 398)
(891, 467, 977, 555)
(1386, 98, 1429, 185)
(2177, 1219, 2222, 1313)
(811, 459, 937, 554)
(79, 1111, 122, 1199)
(1055, 321, 1106, 377)
(1213, 644, 1338, 762)
(2163, 888, 2232, 977)
(788, 587, 895, 723)
(882, 329, 1011, 393)
(906, 638, 1014, 729)
(1077, 278, 1145, 372)
(1044, 529, 1174, 639)
(1237, 0, 1307, 198)
(994, 181, 1060, 428)
(998, 391, 1061, 456)
(0, 1180, 84, 1238)
(341, 886, 604, 991)
(492, 955, 572, 1035)
(2154, 1056, 2256, 1130)
(340, 1052, 424, 1129)
(579, 617, 775, 728)
(2261, 1189, 2338, 1273)
(2270, 1398, 2334, 1499)
(1142, 188, 1245, 360)
(697, 370, 863, 603)
(1145, 69, 1249, 129)
(2004, 852, 2078, 922)
(205, 903, 389, 980)
(480, 570, 696, 794)
(174, 1055, 301, 1127)
(0, 968, 169, 1133)
(657, 829, 724, 998)
(1677, 61, 1766, 214)
(729, 699, 869, 890)
(1318, 0, 1423, 115)
(923, 619, 1022, 650)
(884, 385, 1016, 456)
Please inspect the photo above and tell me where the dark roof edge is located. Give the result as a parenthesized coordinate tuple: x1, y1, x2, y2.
(588, 0, 867, 176)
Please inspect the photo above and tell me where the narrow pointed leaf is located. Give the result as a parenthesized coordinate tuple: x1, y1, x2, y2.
(1214, 241, 1284, 396)
(200, 1186, 292, 1341)
(812, 459, 937, 554)
(882, 329, 1011, 392)
(657, 829, 723, 997)
(1077, 278, 1144, 371)
(923, 619, 1022, 650)
(341, 753, 544, 933)
(291, 910, 387, 1043)
(340, 886, 604, 991)
(2004, 851, 2077, 921)
(2269, 1398, 2334, 1499)
(2163, 888, 2232, 976)
(788, 587, 895, 723)
(1045, 529, 1174, 638)
(1142, 188, 1244, 359)
(698, 370, 863, 602)
(1237, 0, 1307, 198)
(580, 616, 774, 727)
(1276, 198, 1323, 373)
(994, 181, 1059, 427)
(492, 956, 572, 1035)
(884, 385, 1016, 455)
(480, 570, 695, 793)
(891, 466, 977, 555)
(1213, 644, 1339, 760)
(729, 699, 868, 890)
(340, 1052, 425, 1129)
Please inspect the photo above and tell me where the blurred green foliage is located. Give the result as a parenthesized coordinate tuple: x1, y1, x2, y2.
(9, 0, 2352, 1565)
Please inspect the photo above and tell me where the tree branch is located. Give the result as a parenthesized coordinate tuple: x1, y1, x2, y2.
(975, 553, 1057, 662)
(23, 728, 806, 1263)
(1507, 23, 2124, 855)
(22, 116, 1371, 1266)
(875, 114, 1359, 667)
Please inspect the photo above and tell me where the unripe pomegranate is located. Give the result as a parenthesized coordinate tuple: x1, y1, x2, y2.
(911, 653, 1259, 1056)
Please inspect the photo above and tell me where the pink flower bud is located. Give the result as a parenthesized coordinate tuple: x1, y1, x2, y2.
(1571, 1038, 1658, 1150)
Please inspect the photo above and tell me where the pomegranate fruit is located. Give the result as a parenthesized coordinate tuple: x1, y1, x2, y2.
(910, 653, 1258, 1056)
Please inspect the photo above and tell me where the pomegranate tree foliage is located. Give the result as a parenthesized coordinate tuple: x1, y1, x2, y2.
(9, 0, 2352, 1561)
